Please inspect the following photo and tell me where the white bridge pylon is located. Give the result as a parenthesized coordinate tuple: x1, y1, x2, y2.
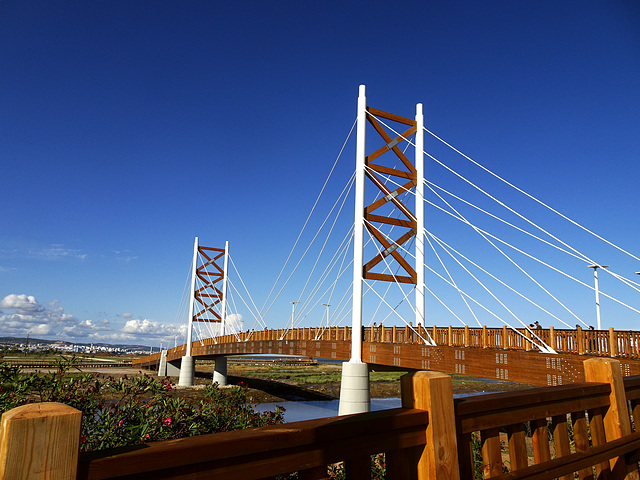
(341, 85, 434, 414)
(178, 236, 230, 387)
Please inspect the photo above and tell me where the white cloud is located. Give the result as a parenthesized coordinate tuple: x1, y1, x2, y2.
(0, 294, 43, 313)
(0, 293, 187, 346)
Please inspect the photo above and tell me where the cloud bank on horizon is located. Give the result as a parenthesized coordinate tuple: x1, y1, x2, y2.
(0, 293, 187, 346)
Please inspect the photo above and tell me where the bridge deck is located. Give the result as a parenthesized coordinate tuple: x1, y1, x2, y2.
(133, 326, 640, 386)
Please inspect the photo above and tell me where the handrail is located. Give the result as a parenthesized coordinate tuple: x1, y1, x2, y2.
(78, 408, 429, 479)
(134, 326, 640, 368)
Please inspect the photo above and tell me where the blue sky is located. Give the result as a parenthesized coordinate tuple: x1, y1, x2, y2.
(1, 1, 639, 347)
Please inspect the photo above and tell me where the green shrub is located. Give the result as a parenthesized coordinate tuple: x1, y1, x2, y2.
(0, 358, 284, 452)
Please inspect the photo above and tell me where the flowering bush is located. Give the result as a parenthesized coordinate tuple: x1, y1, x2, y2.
(0, 358, 284, 452)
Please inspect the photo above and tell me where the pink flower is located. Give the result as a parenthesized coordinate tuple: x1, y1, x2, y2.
(144, 434, 151, 440)
(118, 420, 124, 427)
(163, 417, 172, 426)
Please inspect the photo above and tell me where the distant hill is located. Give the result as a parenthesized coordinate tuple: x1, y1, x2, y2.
(0, 336, 152, 352)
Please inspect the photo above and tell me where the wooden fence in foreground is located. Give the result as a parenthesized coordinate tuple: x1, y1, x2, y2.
(2, 358, 640, 479)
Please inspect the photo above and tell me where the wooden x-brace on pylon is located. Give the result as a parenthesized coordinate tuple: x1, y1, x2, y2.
(362, 107, 418, 285)
(193, 246, 226, 323)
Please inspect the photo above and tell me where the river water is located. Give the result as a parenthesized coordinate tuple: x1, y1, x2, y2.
(254, 393, 485, 423)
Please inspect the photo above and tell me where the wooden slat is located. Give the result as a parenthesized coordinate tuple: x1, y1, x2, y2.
(455, 432, 475, 480)
(488, 431, 640, 480)
(367, 162, 416, 179)
(507, 423, 529, 471)
(367, 107, 416, 126)
(551, 415, 573, 480)
(571, 411, 593, 479)
(365, 212, 417, 228)
(363, 272, 416, 284)
(481, 427, 503, 477)
(530, 418, 551, 464)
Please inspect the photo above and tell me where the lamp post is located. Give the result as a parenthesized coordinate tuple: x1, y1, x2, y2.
(588, 264, 608, 330)
(290, 302, 299, 330)
(322, 303, 331, 328)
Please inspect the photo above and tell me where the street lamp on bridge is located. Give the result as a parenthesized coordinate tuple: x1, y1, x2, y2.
(290, 302, 299, 330)
(588, 264, 608, 330)
(322, 303, 331, 328)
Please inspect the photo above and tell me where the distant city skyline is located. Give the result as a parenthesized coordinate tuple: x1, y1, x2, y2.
(1, 1, 639, 346)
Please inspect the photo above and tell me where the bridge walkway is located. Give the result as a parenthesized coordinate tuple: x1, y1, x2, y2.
(133, 326, 640, 387)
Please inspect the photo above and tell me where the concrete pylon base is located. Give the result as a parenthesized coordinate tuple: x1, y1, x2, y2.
(158, 350, 168, 377)
(177, 355, 195, 386)
(213, 356, 227, 386)
(338, 361, 370, 415)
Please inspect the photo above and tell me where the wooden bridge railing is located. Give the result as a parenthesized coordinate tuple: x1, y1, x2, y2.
(3, 358, 640, 479)
(196, 325, 640, 359)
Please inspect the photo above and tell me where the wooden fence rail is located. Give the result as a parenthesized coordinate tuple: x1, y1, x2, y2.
(158, 325, 640, 361)
(2, 359, 640, 479)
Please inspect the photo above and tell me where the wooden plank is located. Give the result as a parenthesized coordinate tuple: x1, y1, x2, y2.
(363, 272, 416, 284)
(0, 402, 82, 480)
(367, 162, 415, 179)
(507, 423, 529, 471)
(454, 432, 475, 480)
(551, 414, 573, 480)
(367, 107, 416, 126)
(530, 418, 551, 464)
(481, 427, 503, 477)
(571, 411, 594, 479)
(365, 212, 416, 228)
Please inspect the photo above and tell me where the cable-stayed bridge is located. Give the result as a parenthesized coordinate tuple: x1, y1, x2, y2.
(134, 85, 640, 414)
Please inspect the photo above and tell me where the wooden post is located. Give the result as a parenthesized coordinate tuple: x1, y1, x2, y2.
(502, 325, 508, 350)
(393, 325, 397, 342)
(380, 325, 385, 342)
(576, 326, 584, 355)
(464, 325, 469, 348)
(609, 327, 618, 357)
(482, 326, 488, 348)
(0, 402, 82, 480)
(583, 358, 639, 480)
(549, 326, 556, 351)
(401, 371, 460, 480)
(448, 325, 453, 346)
(525, 329, 531, 352)
(432, 325, 437, 344)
